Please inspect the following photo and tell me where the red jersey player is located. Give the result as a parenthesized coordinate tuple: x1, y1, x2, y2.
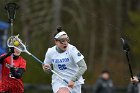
(0, 47, 26, 93)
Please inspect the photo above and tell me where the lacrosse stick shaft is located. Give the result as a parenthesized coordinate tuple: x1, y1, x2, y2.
(10, 54, 13, 66)
(10, 19, 13, 35)
(30, 54, 44, 64)
(10, 16, 14, 66)
(125, 51, 134, 79)
(51, 70, 68, 84)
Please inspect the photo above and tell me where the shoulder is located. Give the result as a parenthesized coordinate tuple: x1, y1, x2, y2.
(97, 77, 102, 82)
(68, 44, 82, 54)
(68, 44, 77, 51)
(95, 78, 102, 85)
(19, 56, 26, 63)
(45, 46, 56, 55)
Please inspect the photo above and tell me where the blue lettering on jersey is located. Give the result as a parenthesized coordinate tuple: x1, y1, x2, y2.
(52, 58, 69, 63)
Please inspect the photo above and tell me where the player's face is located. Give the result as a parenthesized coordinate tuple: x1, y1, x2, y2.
(14, 48, 21, 56)
(102, 73, 109, 80)
(55, 35, 69, 51)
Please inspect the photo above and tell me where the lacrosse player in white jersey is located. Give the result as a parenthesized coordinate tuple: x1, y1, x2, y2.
(43, 26, 87, 93)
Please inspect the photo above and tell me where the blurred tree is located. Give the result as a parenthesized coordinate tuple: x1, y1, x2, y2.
(130, 0, 140, 11)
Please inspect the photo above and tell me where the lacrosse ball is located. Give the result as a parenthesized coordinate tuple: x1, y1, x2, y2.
(13, 41, 20, 46)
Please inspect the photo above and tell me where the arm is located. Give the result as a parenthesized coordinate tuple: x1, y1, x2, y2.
(71, 59, 87, 82)
(0, 52, 12, 63)
(43, 49, 52, 73)
(10, 67, 25, 79)
(68, 59, 87, 88)
(0, 47, 14, 63)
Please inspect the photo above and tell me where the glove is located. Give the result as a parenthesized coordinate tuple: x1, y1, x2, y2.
(6, 47, 14, 56)
(9, 67, 16, 78)
(9, 67, 24, 79)
(8, 47, 14, 54)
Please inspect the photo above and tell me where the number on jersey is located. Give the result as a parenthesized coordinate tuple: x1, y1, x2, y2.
(58, 64, 67, 70)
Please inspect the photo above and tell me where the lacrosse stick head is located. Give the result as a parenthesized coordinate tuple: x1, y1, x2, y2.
(5, 3, 19, 20)
(7, 35, 31, 55)
(120, 38, 130, 52)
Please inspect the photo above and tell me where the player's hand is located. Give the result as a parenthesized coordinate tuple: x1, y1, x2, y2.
(42, 64, 51, 73)
(6, 47, 14, 56)
(131, 76, 139, 83)
(8, 47, 14, 54)
(68, 80, 75, 88)
(10, 66, 15, 71)
(9, 66, 16, 78)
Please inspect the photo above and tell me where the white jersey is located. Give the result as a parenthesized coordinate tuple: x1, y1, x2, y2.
(44, 44, 85, 85)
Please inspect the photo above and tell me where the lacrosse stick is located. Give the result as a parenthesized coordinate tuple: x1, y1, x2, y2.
(120, 38, 134, 79)
(7, 35, 69, 84)
(5, 3, 19, 66)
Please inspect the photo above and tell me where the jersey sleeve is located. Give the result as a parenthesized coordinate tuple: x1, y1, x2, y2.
(70, 46, 84, 63)
(43, 48, 52, 64)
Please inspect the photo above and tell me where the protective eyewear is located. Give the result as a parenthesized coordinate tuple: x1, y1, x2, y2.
(56, 37, 70, 44)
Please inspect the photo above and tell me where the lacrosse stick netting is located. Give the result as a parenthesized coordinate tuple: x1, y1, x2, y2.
(7, 35, 31, 55)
